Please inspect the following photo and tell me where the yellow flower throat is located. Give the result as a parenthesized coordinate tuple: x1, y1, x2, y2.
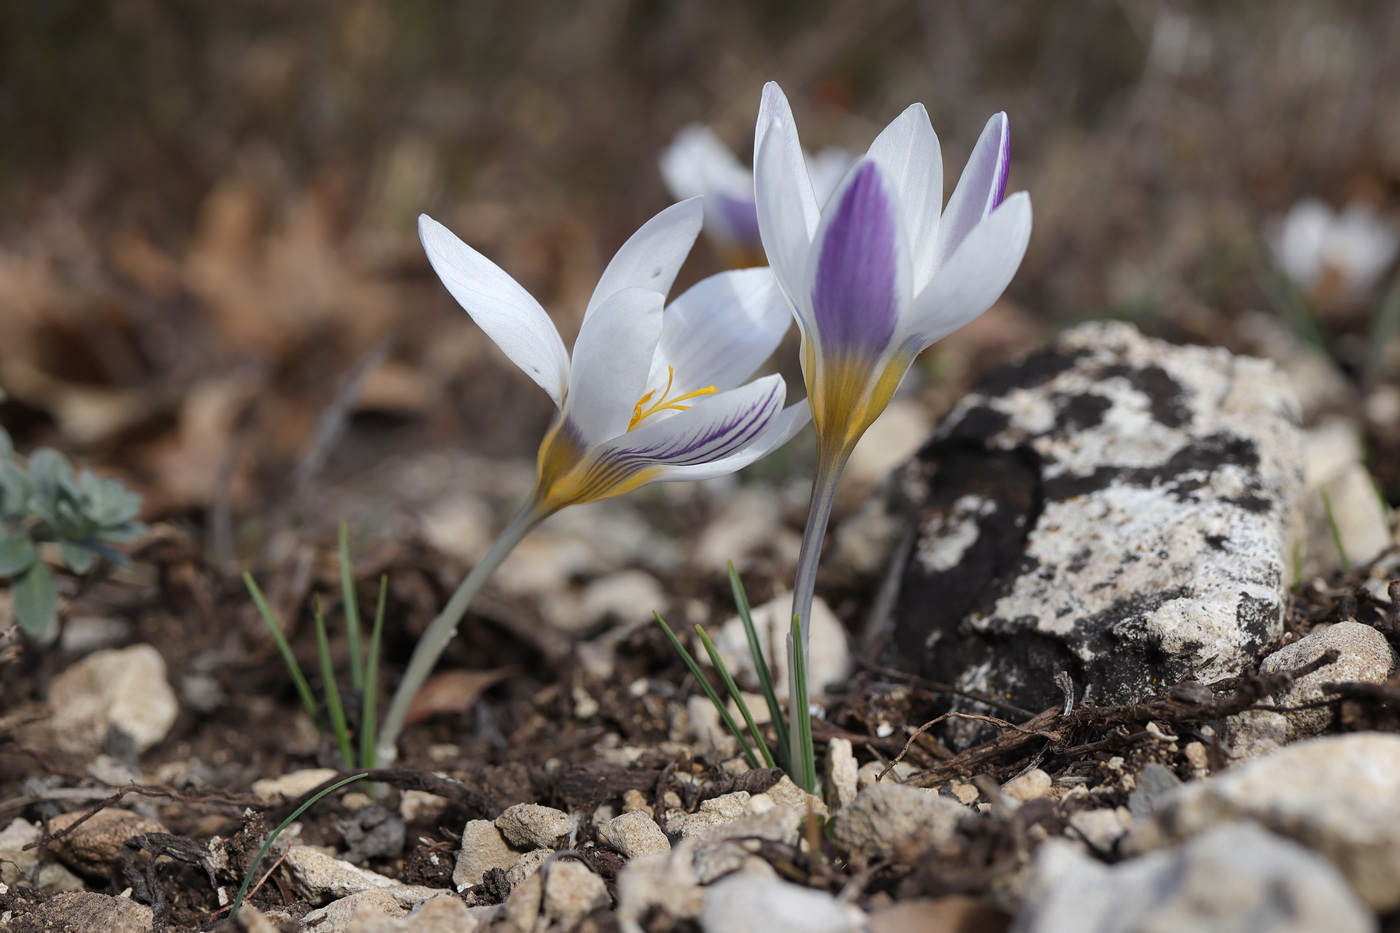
(628, 366, 716, 431)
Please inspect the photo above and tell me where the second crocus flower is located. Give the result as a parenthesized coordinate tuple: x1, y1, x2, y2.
(753, 81, 1032, 781)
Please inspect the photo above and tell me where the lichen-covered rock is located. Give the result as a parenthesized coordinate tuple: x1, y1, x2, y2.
(886, 322, 1302, 727)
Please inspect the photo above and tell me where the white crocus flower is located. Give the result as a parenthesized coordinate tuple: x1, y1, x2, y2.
(1270, 197, 1398, 301)
(661, 123, 853, 265)
(378, 197, 807, 765)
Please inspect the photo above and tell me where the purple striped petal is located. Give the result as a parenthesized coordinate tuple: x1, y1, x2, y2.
(808, 161, 902, 358)
(935, 113, 1011, 269)
(710, 191, 763, 250)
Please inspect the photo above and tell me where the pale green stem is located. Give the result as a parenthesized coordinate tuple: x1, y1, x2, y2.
(375, 502, 544, 765)
(786, 446, 850, 786)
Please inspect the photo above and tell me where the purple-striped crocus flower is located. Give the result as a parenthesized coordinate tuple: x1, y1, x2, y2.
(661, 123, 852, 267)
(753, 81, 1032, 782)
(377, 197, 808, 765)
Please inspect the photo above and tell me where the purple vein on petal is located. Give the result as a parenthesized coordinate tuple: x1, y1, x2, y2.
(992, 118, 1010, 211)
(810, 162, 899, 358)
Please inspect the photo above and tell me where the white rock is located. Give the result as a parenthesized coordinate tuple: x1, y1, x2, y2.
(695, 485, 800, 570)
(576, 570, 666, 630)
(1001, 769, 1052, 803)
(344, 895, 480, 933)
(846, 398, 932, 487)
(1301, 463, 1392, 577)
(45, 645, 178, 755)
(453, 819, 519, 889)
(301, 890, 406, 929)
(699, 872, 866, 933)
(710, 592, 851, 696)
(1126, 733, 1400, 910)
(540, 859, 609, 924)
(1228, 622, 1396, 756)
(596, 810, 670, 858)
(668, 791, 751, 839)
(495, 803, 576, 850)
(1020, 823, 1375, 933)
(505, 848, 551, 885)
(831, 783, 967, 860)
(825, 738, 859, 812)
(0, 819, 40, 886)
(1067, 808, 1130, 853)
(252, 768, 340, 805)
(615, 840, 705, 929)
(282, 846, 442, 906)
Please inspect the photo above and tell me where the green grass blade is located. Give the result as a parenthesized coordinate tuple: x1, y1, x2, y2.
(653, 613, 760, 769)
(338, 523, 364, 691)
(244, 573, 320, 730)
(694, 624, 776, 769)
(790, 614, 816, 793)
(229, 772, 368, 920)
(314, 597, 355, 769)
(1319, 486, 1352, 573)
(728, 562, 788, 769)
(359, 575, 387, 770)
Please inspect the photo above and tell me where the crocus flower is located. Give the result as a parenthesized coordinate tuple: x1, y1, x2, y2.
(752, 81, 1032, 784)
(1269, 197, 1398, 304)
(377, 197, 808, 764)
(661, 123, 852, 266)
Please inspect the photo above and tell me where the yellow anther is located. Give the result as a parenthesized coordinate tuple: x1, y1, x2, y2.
(628, 366, 717, 431)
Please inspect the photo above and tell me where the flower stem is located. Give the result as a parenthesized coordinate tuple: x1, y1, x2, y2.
(786, 446, 850, 789)
(375, 502, 543, 765)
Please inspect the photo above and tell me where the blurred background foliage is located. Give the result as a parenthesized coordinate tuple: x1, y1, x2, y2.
(2, 0, 1400, 527)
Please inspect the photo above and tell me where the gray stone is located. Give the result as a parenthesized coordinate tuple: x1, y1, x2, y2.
(667, 791, 751, 838)
(301, 890, 407, 930)
(453, 819, 519, 889)
(887, 322, 1302, 733)
(44, 645, 179, 756)
(1126, 763, 1182, 819)
(540, 859, 609, 925)
(47, 808, 167, 878)
(505, 847, 551, 885)
(495, 802, 576, 849)
(0, 818, 40, 886)
(13, 891, 154, 933)
(830, 783, 967, 861)
(344, 895, 480, 933)
(282, 845, 442, 907)
(596, 810, 670, 858)
(615, 840, 704, 929)
(825, 737, 859, 812)
(1125, 733, 1400, 911)
(1017, 823, 1375, 933)
(1001, 768, 1051, 803)
(1227, 622, 1396, 757)
(700, 872, 867, 933)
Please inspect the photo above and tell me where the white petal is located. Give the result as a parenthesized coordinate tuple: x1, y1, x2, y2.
(656, 268, 790, 393)
(593, 374, 787, 470)
(866, 103, 943, 294)
(567, 286, 664, 445)
(585, 199, 703, 318)
(754, 82, 820, 320)
(645, 399, 811, 483)
(806, 147, 857, 204)
(419, 214, 570, 407)
(660, 124, 753, 202)
(910, 192, 1031, 347)
(935, 113, 1011, 269)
